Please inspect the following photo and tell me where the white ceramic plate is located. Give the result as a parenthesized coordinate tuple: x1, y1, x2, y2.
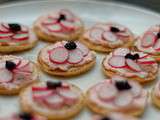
(0, 0, 160, 119)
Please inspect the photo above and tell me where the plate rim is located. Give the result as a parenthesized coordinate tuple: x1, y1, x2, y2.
(0, 0, 160, 19)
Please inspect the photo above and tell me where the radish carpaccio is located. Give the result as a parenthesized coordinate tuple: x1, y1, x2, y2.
(39, 41, 96, 71)
(0, 55, 38, 91)
(103, 48, 158, 79)
(0, 23, 36, 46)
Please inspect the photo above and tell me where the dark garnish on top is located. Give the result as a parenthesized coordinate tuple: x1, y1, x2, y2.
(110, 26, 120, 33)
(64, 41, 77, 50)
(8, 23, 21, 33)
(125, 53, 139, 60)
(101, 117, 111, 120)
(115, 81, 132, 91)
(47, 81, 62, 89)
(157, 32, 160, 39)
(5, 61, 16, 71)
(57, 14, 66, 22)
(19, 112, 32, 120)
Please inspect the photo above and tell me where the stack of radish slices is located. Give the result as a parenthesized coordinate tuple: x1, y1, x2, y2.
(48, 42, 89, 64)
(108, 48, 156, 72)
(0, 23, 29, 42)
(0, 59, 32, 83)
(32, 81, 79, 109)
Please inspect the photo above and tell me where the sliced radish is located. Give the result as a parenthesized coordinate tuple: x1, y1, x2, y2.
(138, 53, 149, 59)
(128, 81, 142, 97)
(68, 48, 83, 64)
(12, 33, 28, 41)
(98, 84, 118, 101)
(90, 28, 104, 41)
(0, 33, 13, 39)
(62, 82, 70, 89)
(0, 23, 10, 33)
(113, 48, 130, 56)
(20, 26, 28, 33)
(76, 42, 89, 56)
(16, 60, 29, 69)
(14, 63, 32, 73)
(44, 94, 64, 109)
(103, 31, 117, 42)
(49, 47, 69, 64)
(11, 59, 21, 67)
(32, 86, 48, 91)
(42, 18, 57, 25)
(137, 58, 155, 64)
(60, 21, 75, 30)
(2, 23, 9, 29)
(141, 32, 156, 48)
(0, 61, 5, 69)
(32, 89, 53, 99)
(113, 24, 126, 31)
(117, 32, 129, 37)
(114, 92, 133, 107)
(58, 88, 78, 105)
(0, 69, 13, 83)
(46, 24, 62, 32)
(154, 39, 160, 50)
(108, 56, 126, 68)
(126, 59, 142, 72)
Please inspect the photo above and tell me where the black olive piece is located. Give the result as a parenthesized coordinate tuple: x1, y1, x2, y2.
(19, 112, 32, 120)
(5, 61, 16, 71)
(101, 117, 111, 120)
(125, 53, 134, 60)
(157, 32, 160, 39)
(8, 23, 21, 33)
(115, 81, 132, 91)
(64, 41, 77, 50)
(134, 53, 140, 60)
(57, 14, 66, 22)
(110, 26, 120, 33)
(47, 81, 62, 89)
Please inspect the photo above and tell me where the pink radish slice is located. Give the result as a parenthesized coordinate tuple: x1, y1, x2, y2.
(14, 63, 32, 73)
(0, 23, 10, 33)
(11, 59, 21, 67)
(16, 60, 29, 69)
(2, 23, 9, 29)
(42, 18, 57, 25)
(49, 47, 69, 64)
(0, 69, 13, 83)
(114, 92, 133, 107)
(32, 87, 48, 91)
(139, 53, 149, 59)
(12, 33, 28, 41)
(108, 56, 126, 68)
(0, 61, 6, 69)
(62, 82, 70, 88)
(44, 94, 64, 109)
(117, 32, 129, 37)
(128, 81, 142, 97)
(0, 33, 13, 39)
(20, 26, 28, 33)
(137, 58, 155, 64)
(60, 21, 75, 30)
(141, 32, 156, 48)
(58, 88, 78, 105)
(76, 42, 89, 56)
(113, 48, 130, 56)
(90, 28, 104, 41)
(46, 24, 62, 32)
(68, 48, 83, 64)
(126, 59, 142, 72)
(98, 84, 118, 101)
(32, 90, 53, 99)
(102, 31, 117, 42)
(154, 39, 160, 50)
